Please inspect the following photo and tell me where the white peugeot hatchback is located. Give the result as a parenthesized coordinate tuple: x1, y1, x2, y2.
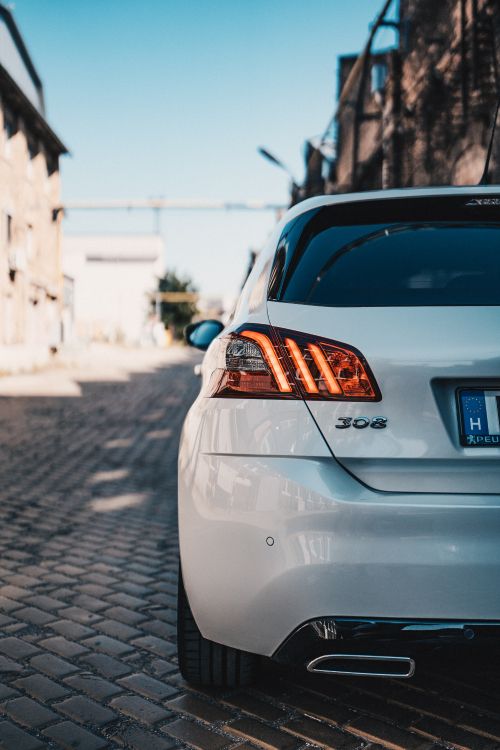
(178, 187, 500, 686)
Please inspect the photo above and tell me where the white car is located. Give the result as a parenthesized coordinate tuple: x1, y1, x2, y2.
(177, 186, 500, 686)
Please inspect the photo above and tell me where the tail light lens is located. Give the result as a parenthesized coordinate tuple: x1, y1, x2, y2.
(206, 325, 380, 401)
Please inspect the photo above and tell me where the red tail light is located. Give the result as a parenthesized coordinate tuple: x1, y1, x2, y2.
(206, 325, 380, 401)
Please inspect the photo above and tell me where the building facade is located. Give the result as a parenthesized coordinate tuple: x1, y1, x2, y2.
(0, 5, 67, 372)
(63, 234, 166, 346)
(326, 0, 500, 195)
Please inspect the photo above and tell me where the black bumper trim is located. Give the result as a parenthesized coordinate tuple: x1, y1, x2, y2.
(272, 617, 500, 666)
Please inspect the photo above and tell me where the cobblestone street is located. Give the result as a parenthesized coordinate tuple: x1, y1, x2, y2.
(0, 347, 498, 750)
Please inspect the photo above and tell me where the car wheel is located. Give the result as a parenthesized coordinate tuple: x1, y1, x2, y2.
(177, 566, 257, 687)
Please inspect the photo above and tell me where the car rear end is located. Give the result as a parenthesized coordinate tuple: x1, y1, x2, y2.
(179, 189, 500, 678)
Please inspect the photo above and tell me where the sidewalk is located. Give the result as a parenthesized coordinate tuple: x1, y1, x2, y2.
(0, 344, 196, 398)
(0, 344, 54, 377)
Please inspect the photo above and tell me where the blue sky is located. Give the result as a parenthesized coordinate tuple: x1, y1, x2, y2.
(13, 0, 396, 300)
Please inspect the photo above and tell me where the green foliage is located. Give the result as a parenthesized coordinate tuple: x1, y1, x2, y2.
(156, 270, 198, 339)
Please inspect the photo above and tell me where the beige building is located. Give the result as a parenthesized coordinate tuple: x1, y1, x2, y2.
(63, 234, 166, 346)
(0, 5, 67, 372)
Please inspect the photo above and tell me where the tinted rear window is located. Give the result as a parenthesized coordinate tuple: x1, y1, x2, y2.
(271, 197, 500, 307)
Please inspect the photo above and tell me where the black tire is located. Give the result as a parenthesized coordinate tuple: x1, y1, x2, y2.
(177, 566, 257, 687)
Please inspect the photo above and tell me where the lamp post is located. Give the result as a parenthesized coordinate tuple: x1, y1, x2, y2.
(257, 147, 301, 205)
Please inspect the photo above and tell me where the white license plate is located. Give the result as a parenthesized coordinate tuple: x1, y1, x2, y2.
(458, 389, 500, 447)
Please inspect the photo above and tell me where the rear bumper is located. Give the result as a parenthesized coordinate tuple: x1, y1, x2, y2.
(179, 400, 500, 657)
(273, 617, 500, 669)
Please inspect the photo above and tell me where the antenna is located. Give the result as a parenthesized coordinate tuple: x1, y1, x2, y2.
(479, 96, 500, 185)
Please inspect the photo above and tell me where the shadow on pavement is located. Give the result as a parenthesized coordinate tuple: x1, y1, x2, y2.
(0, 352, 498, 749)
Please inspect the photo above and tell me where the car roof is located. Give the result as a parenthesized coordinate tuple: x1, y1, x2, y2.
(284, 185, 500, 223)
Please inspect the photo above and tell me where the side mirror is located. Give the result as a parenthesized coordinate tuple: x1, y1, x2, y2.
(185, 319, 224, 351)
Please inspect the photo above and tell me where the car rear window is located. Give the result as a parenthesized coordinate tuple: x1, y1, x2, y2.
(270, 197, 500, 307)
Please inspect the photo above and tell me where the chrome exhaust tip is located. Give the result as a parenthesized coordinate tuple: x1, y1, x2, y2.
(306, 653, 416, 678)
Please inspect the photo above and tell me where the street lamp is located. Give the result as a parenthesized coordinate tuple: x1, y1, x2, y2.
(257, 146, 300, 203)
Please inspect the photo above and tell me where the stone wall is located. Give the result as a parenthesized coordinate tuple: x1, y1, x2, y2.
(332, 0, 500, 193)
(0, 98, 63, 371)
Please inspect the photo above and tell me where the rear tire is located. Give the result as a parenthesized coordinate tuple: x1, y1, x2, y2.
(177, 566, 257, 687)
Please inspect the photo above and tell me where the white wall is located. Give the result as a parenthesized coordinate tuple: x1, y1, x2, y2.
(63, 234, 165, 345)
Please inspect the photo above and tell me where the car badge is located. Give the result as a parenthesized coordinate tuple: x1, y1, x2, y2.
(466, 198, 500, 206)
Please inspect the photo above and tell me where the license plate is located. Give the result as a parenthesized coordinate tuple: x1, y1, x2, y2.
(458, 389, 500, 447)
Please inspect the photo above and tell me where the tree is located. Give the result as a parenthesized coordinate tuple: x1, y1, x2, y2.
(156, 270, 198, 340)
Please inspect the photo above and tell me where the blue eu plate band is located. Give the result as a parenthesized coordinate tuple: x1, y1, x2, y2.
(459, 389, 500, 446)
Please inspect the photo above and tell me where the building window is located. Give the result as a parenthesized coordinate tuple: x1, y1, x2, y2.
(6, 213, 12, 245)
(27, 224, 34, 259)
(5, 214, 14, 282)
(3, 109, 17, 157)
(27, 135, 38, 178)
(371, 62, 388, 96)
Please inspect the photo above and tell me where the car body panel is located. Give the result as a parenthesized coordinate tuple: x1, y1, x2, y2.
(267, 301, 500, 493)
(179, 449, 500, 655)
(178, 186, 500, 661)
(197, 398, 330, 457)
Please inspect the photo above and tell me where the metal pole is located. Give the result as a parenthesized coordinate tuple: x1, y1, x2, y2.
(61, 199, 286, 212)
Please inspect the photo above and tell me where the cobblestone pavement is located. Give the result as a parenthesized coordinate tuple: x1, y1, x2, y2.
(0, 347, 499, 750)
